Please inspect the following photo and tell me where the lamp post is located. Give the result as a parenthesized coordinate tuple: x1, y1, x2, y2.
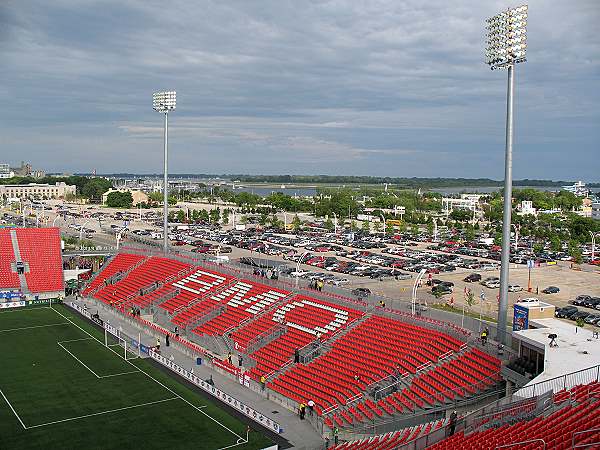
(485, 5, 528, 344)
(153, 90, 177, 253)
(411, 269, 427, 316)
(331, 212, 338, 234)
(590, 231, 600, 264)
(295, 251, 311, 288)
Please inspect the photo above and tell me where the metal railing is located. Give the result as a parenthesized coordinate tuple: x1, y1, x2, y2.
(515, 364, 600, 399)
(495, 439, 546, 450)
(573, 428, 600, 449)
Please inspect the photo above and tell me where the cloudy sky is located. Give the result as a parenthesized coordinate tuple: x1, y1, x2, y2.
(1, 0, 598, 180)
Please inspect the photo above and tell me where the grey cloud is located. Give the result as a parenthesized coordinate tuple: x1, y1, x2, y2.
(0, 0, 598, 179)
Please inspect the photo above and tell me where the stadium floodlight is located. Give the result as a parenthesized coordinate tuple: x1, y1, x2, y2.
(153, 91, 177, 253)
(485, 6, 528, 345)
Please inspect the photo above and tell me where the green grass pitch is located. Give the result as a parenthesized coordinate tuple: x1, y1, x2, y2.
(0, 305, 275, 450)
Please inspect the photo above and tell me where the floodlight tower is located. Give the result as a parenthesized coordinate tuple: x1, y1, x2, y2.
(485, 5, 528, 344)
(153, 91, 177, 253)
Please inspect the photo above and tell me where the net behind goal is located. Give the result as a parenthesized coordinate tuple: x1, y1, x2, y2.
(104, 323, 140, 361)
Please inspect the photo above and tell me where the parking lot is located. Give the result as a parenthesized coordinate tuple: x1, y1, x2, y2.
(4, 200, 600, 329)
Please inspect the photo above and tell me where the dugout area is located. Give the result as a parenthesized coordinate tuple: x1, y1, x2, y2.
(0, 305, 275, 450)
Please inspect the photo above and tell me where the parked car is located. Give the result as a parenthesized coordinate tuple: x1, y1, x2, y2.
(432, 285, 453, 295)
(584, 314, 600, 325)
(352, 287, 371, 298)
(572, 295, 591, 306)
(556, 305, 578, 318)
(463, 273, 482, 283)
(508, 284, 523, 292)
(570, 311, 591, 321)
(520, 297, 539, 303)
(542, 286, 560, 294)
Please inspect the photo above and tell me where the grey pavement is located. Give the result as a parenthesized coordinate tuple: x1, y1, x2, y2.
(71, 296, 324, 450)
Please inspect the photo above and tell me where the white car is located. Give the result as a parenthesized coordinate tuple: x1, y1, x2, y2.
(520, 297, 539, 303)
(508, 284, 523, 292)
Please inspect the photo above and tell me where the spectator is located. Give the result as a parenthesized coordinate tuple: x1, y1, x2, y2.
(238, 354, 243, 368)
(333, 427, 339, 446)
(174, 326, 179, 337)
(227, 351, 233, 365)
(165, 333, 170, 347)
(449, 410, 458, 436)
(299, 402, 306, 420)
(294, 348, 300, 363)
(307, 399, 315, 416)
(155, 337, 160, 352)
(260, 375, 266, 391)
(379, 300, 386, 308)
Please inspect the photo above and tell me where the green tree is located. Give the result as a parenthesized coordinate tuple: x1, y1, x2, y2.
(176, 210, 185, 223)
(199, 209, 209, 223)
(386, 221, 394, 235)
(361, 220, 370, 233)
(292, 214, 302, 231)
(221, 209, 230, 225)
(209, 208, 221, 224)
(324, 218, 335, 231)
(81, 178, 113, 202)
(411, 224, 419, 235)
(449, 209, 472, 222)
(465, 226, 476, 242)
(493, 232, 503, 246)
(259, 213, 268, 226)
(106, 191, 133, 208)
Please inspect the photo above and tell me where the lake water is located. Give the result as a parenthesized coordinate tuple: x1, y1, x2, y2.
(228, 185, 599, 197)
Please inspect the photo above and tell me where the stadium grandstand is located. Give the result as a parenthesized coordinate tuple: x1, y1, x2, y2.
(79, 250, 600, 449)
(2, 240, 599, 449)
(0, 227, 64, 299)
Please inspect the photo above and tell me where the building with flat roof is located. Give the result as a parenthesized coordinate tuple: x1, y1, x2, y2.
(503, 300, 600, 397)
(102, 188, 149, 206)
(0, 164, 14, 179)
(0, 182, 75, 200)
(592, 202, 600, 221)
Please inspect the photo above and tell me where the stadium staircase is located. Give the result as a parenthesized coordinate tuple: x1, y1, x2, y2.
(9, 229, 29, 294)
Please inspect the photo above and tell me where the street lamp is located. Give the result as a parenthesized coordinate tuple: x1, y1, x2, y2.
(153, 90, 177, 253)
(485, 5, 528, 345)
(590, 231, 600, 264)
(411, 269, 427, 316)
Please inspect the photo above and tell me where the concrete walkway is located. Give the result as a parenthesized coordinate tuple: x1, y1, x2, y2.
(72, 296, 324, 450)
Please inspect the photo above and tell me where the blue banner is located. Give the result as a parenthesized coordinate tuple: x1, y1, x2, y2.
(0, 291, 21, 299)
(513, 304, 529, 331)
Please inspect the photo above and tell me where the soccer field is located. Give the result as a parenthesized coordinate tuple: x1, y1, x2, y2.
(0, 305, 275, 450)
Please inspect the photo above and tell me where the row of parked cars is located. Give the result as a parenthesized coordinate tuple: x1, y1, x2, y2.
(555, 295, 600, 325)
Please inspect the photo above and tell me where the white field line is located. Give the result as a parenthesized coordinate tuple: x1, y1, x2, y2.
(58, 337, 94, 343)
(0, 322, 70, 333)
(50, 307, 240, 437)
(0, 306, 50, 315)
(98, 370, 139, 379)
(217, 437, 250, 450)
(57, 341, 100, 378)
(26, 397, 179, 430)
(0, 386, 27, 429)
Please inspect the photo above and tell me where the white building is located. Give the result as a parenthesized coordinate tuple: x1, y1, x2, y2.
(517, 200, 537, 217)
(442, 194, 482, 213)
(0, 164, 14, 179)
(592, 202, 600, 221)
(0, 182, 76, 200)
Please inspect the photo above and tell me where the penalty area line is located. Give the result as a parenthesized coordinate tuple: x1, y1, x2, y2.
(26, 397, 179, 430)
(0, 386, 27, 429)
(0, 322, 70, 333)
